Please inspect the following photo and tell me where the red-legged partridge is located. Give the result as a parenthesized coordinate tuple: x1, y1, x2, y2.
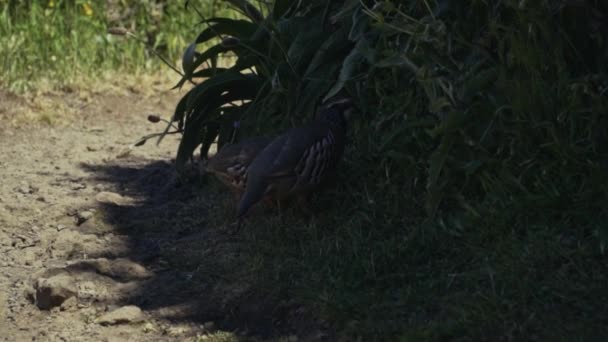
(236, 98, 354, 218)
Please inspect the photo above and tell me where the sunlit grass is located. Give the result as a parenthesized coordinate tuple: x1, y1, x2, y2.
(0, 0, 234, 92)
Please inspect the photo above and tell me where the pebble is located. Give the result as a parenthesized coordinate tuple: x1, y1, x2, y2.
(95, 305, 144, 325)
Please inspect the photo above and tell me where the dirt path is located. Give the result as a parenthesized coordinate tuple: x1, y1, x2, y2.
(0, 87, 194, 341)
(0, 85, 320, 341)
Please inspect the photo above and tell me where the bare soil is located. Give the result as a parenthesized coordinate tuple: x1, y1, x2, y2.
(0, 86, 324, 342)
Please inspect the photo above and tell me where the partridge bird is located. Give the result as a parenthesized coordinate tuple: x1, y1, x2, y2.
(236, 98, 354, 218)
(204, 136, 273, 198)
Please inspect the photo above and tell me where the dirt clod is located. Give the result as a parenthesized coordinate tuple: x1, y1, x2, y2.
(95, 191, 131, 206)
(95, 305, 144, 325)
(76, 210, 94, 225)
(88, 258, 153, 280)
(34, 274, 78, 310)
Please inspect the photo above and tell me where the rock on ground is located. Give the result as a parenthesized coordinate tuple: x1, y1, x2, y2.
(95, 305, 145, 325)
(34, 274, 78, 310)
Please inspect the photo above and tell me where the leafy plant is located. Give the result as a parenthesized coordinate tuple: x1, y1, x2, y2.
(162, 0, 371, 173)
(153, 0, 608, 340)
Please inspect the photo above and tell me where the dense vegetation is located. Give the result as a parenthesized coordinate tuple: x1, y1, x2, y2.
(171, 0, 608, 340)
(3, 0, 607, 340)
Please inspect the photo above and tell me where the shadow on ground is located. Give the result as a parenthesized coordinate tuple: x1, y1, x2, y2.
(79, 157, 328, 341)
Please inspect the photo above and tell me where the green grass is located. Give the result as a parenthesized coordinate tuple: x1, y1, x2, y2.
(0, 0, 235, 92)
(129, 174, 607, 341)
(237, 187, 606, 340)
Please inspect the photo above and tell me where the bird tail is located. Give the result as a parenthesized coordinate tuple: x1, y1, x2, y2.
(236, 180, 267, 218)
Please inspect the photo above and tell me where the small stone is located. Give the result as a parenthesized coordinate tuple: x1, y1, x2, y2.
(95, 191, 130, 206)
(165, 326, 187, 336)
(15, 186, 30, 194)
(79, 211, 93, 220)
(36, 196, 46, 202)
(71, 183, 86, 191)
(142, 322, 157, 333)
(60, 296, 78, 311)
(35, 274, 77, 310)
(76, 210, 94, 225)
(57, 224, 67, 231)
(95, 305, 144, 325)
(86, 146, 98, 152)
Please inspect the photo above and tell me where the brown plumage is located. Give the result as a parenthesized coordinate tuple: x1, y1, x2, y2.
(236, 98, 354, 218)
(205, 136, 272, 198)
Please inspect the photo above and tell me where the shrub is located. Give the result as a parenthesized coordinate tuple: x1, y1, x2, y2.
(162, 0, 608, 339)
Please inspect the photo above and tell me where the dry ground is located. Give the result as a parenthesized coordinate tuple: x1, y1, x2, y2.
(0, 80, 324, 342)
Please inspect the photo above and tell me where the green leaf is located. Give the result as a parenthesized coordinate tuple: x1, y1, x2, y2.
(323, 38, 369, 101)
(297, 62, 341, 117)
(331, 0, 360, 23)
(286, 18, 324, 72)
(224, 0, 264, 23)
(271, 62, 292, 92)
(185, 70, 261, 114)
(273, 0, 296, 20)
(348, 6, 369, 41)
(191, 67, 228, 79)
(176, 111, 206, 174)
(181, 42, 197, 80)
(189, 44, 232, 77)
(195, 18, 258, 45)
(176, 91, 259, 174)
(304, 26, 352, 78)
(374, 54, 407, 68)
(426, 133, 454, 218)
(174, 70, 264, 174)
(428, 96, 452, 113)
(460, 67, 498, 102)
(172, 44, 233, 89)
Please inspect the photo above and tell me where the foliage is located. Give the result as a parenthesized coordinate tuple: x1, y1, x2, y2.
(165, 0, 362, 173)
(0, 0, 234, 92)
(163, 0, 608, 340)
